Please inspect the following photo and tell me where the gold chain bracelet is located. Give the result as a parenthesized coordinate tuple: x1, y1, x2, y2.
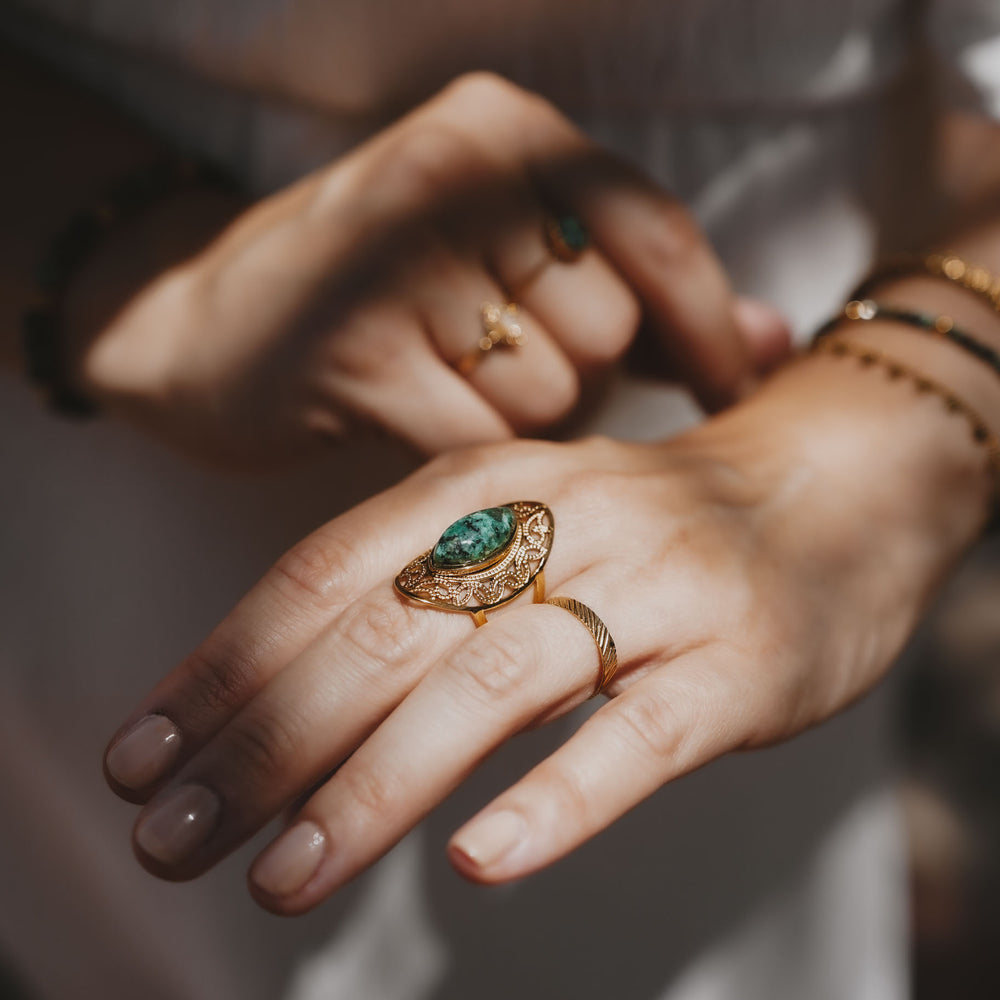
(851, 252, 1000, 316)
(811, 337, 1000, 501)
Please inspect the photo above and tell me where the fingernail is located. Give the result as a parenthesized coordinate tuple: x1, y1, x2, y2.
(451, 810, 527, 870)
(134, 784, 220, 866)
(251, 821, 327, 897)
(106, 715, 182, 790)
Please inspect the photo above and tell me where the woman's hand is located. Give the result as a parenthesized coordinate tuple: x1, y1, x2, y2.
(72, 73, 788, 465)
(102, 344, 989, 913)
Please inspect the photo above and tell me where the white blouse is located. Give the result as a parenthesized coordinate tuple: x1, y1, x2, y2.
(1, 2, 999, 999)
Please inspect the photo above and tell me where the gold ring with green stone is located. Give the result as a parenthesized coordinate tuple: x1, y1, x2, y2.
(394, 502, 553, 626)
(545, 214, 589, 263)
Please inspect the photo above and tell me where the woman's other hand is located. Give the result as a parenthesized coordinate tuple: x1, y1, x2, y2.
(73, 73, 789, 465)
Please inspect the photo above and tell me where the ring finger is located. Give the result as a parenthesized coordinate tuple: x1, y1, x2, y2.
(488, 204, 641, 372)
(410, 232, 581, 431)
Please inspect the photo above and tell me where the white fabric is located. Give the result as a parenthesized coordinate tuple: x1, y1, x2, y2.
(2, 1, 997, 997)
(928, 0, 1000, 119)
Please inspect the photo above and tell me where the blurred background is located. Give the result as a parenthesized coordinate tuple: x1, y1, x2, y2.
(904, 533, 1000, 999)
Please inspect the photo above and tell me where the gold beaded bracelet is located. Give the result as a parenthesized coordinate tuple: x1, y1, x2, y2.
(810, 336, 1000, 502)
(851, 252, 1000, 316)
(813, 300, 1000, 382)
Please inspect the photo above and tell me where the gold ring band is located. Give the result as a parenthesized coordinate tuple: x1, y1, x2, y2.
(395, 502, 553, 625)
(544, 214, 590, 263)
(456, 301, 525, 376)
(545, 596, 618, 697)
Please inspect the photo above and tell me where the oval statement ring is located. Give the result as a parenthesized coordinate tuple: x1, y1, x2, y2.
(394, 501, 554, 627)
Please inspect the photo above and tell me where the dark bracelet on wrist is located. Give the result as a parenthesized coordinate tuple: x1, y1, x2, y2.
(21, 154, 240, 418)
(813, 299, 1000, 382)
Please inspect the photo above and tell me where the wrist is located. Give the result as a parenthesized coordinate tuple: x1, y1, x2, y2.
(65, 185, 244, 408)
(685, 346, 991, 574)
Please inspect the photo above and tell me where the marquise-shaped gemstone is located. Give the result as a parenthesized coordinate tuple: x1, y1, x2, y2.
(431, 506, 517, 569)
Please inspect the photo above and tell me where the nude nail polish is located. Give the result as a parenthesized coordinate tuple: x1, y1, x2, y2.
(450, 810, 526, 870)
(251, 821, 326, 898)
(134, 784, 220, 866)
(106, 715, 182, 790)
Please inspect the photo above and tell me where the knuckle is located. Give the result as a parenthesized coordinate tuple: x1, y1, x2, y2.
(443, 72, 564, 131)
(181, 639, 259, 717)
(383, 122, 484, 201)
(413, 437, 560, 489)
(270, 529, 356, 607)
(611, 690, 685, 763)
(443, 70, 527, 108)
(416, 441, 502, 484)
(550, 461, 622, 513)
(222, 702, 305, 786)
(338, 598, 426, 681)
(455, 636, 534, 702)
(536, 761, 592, 826)
(339, 763, 397, 821)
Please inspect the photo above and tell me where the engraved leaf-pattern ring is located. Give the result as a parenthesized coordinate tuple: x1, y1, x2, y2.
(394, 501, 553, 626)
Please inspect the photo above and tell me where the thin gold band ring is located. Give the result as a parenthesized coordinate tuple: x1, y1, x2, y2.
(545, 596, 618, 697)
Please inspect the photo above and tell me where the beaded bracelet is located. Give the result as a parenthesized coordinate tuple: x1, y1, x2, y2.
(813, 299, 1000, 382)
(811, 336, 1000, 505)
(851, 252, 1000, 317)
(22, 155, 239, 417)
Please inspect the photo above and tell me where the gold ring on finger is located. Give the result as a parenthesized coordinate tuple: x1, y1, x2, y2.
(544, 214, 590, 263)
(394, 502, 553, 626)
(545, 596, 618, 697)
(455, 301, 525, 377)
(506, 214, 592, 300)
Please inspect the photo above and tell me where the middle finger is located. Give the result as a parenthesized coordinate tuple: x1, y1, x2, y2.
(409, 232, 580, 431)
(129, 581, 471, 880)
(248, 599, 603, 913)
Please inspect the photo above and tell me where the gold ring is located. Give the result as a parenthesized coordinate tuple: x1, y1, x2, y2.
(544, 214, 590, 263)
(504, 215, 591, 300)
(394, 502, 553, 626)
(545, 596, 618, 697)
(455, 302, 525, 376)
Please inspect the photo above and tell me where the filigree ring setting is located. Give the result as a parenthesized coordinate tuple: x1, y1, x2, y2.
(394, 501, 553, 626)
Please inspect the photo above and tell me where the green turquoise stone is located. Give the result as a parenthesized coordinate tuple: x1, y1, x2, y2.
(555, 214, 589, 252)
(431, 506, 517, 569)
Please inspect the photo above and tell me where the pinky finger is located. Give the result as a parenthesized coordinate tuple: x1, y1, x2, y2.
(448, 647, 761, 883)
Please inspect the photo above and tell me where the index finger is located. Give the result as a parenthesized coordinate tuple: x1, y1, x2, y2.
(102, 463, 489, 800)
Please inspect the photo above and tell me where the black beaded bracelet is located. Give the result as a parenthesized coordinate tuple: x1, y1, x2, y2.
(21, 155, 239, 417)
(813, 299, 1000, 382)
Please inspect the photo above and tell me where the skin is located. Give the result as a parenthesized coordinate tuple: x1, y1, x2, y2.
(1, 62, 789, 464)
(8, 42, 1000, 920)
(102, 300, 1000, 913)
